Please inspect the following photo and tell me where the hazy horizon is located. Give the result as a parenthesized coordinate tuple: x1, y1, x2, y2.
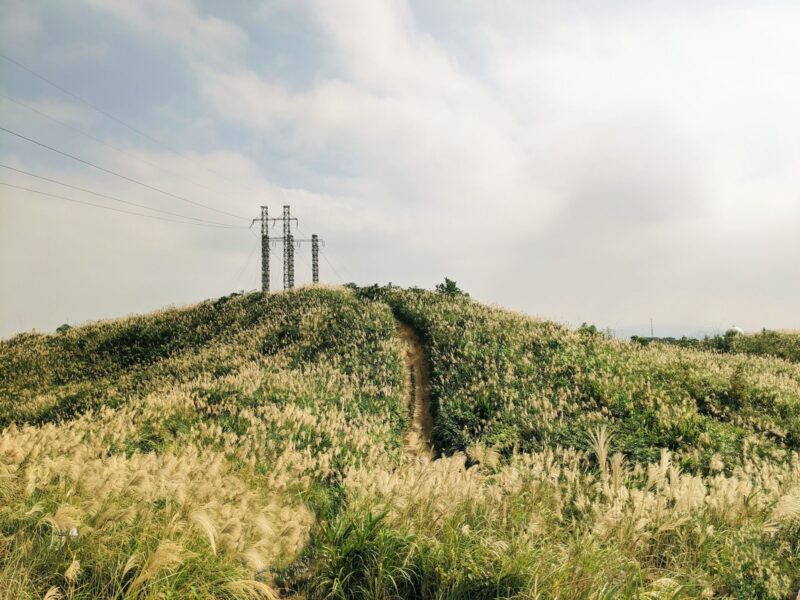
(2, 1, 799, 339)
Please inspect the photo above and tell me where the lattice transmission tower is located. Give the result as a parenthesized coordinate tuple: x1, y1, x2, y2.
(251, 205, 323, 292)
(260, 206, 270, 292)
(311, 234, 319, 284)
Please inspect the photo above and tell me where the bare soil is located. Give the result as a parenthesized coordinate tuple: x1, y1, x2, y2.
(396, 321, 434, 459)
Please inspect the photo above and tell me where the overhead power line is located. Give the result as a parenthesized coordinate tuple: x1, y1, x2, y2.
(294, 218, 340, 284)
(0, 163, 245, 228)
(228, 238, 260, 291)
(0, 125, 247, 221)
(0, 181, 245, 229)
(0, 51, 263, 196)
(0, 52, 137, 134)
(0, 92, 230, 198)
(320, 249, 344, 283)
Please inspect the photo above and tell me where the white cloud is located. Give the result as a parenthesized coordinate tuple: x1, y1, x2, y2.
(85, 0, 247, 63)
(0, 0, 42, 49)
(3, 0, 800, 336)
(197, 0, 560, 247)
(44, 41, 113, 66)
(7, 98, 98, 126)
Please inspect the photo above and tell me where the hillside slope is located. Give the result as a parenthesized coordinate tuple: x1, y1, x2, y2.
(378, 288, 800, 470)
(2, 286, 800, 599)
(0, 289, 408, 598)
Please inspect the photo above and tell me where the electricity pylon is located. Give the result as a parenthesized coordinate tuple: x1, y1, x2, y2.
(251, 205, 322, 291)
(312, 234, 319, 284)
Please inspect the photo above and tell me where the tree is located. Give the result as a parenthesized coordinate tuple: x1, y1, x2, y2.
(435, 277, 468, 297)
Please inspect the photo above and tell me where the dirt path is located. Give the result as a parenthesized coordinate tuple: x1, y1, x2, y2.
(396, 321, 434, 459)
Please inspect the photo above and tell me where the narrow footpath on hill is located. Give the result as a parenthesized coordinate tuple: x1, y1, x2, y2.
(395, 320, 434, 459)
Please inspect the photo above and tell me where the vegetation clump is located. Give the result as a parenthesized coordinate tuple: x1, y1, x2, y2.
(633, 328, 800, 363)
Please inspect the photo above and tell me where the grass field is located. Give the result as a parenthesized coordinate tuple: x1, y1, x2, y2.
(2, 285, 800, 598)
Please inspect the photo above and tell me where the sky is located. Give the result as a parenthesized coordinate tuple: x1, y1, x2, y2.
(1, 0, 799, 339)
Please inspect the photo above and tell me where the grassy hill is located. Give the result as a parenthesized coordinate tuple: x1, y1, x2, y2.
(2, 286, 800, 599)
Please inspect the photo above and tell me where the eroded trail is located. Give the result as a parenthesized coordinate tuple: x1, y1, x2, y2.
(396, 321, 434, 459)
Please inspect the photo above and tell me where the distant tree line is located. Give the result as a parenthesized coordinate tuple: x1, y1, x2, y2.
(632, 329, 800, 363)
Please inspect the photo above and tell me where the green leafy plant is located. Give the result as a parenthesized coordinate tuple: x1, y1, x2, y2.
(435, 277, 468, 297)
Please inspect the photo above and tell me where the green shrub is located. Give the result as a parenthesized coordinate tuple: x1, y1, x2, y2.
(308, 512, 419, 600)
